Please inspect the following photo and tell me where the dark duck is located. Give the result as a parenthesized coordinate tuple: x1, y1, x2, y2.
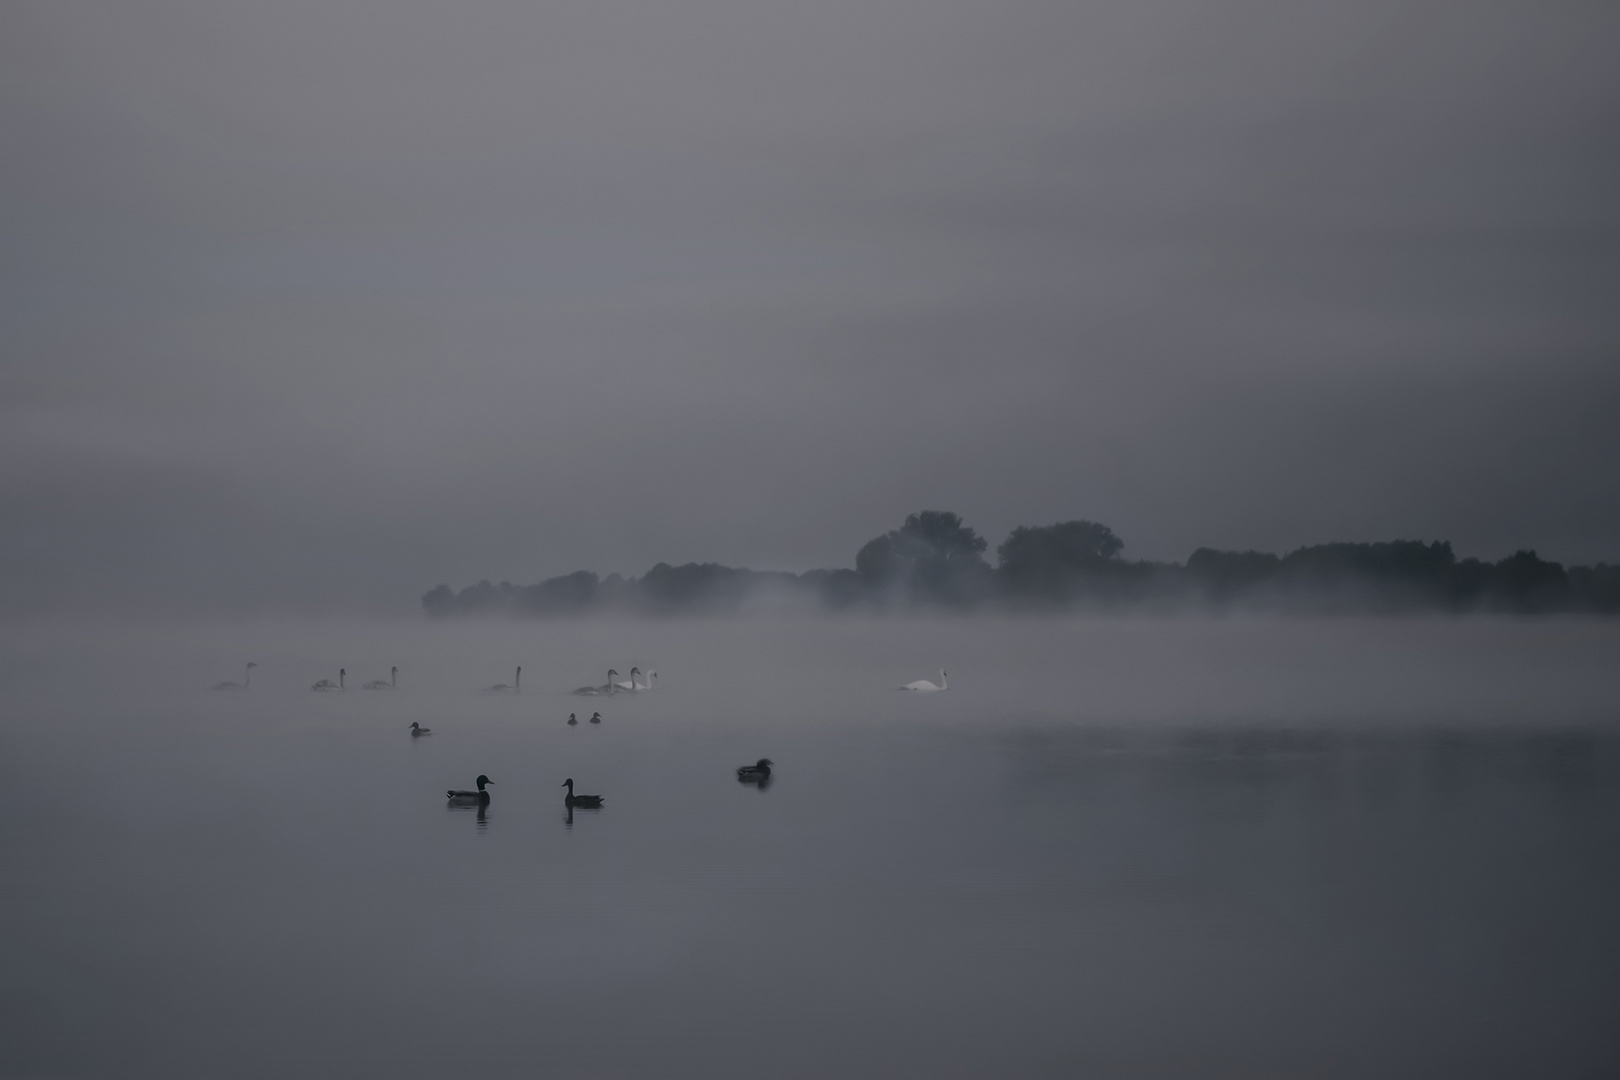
(736, 758, 773, 784)
(447, 775, 493, 803)
(562, 778, 603, 809)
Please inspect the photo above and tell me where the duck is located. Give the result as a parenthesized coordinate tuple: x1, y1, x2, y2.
(589, 711, 602, 724)
(572, 669, 618, 696)
(567, 712, 578, 726)
(365, 666, 398, 690)
(901, 669, 948, 692)
(447, 775, 493, 802)
(481, 667, 521, 694)
(409, 722, 431, 737)
(312, 668, 346, 692)
(562, 778, 603, 808)
(212, 661, 257, 691)
(736, 758, 773, 782)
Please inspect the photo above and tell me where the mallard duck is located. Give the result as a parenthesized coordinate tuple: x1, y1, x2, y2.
(448, 775, 493, 802)
(409, 722, 431, 736)
(567, 712, 578, 726)
(562, 778, 603, 808)
(365, 666, 398, 690)
(312, 668, 346, 692)
(736, 758, 773, 782)
(589, 711, 602, 724)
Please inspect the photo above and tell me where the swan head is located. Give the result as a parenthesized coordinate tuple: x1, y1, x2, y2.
(247, 662, 258, 669)
(391, 666, 398, 675)
(476, 774, 493, 790)
(608, 668, 619, 677)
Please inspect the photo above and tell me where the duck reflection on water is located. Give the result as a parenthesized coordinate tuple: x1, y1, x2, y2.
(448, 802, 486, 827)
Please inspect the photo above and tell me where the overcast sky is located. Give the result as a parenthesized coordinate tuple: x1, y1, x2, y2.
(2, 0, 1617, 613)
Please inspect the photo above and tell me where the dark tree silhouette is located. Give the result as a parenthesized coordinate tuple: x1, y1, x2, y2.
(1485, 549, 1569, 612)
(421, 514, 1618, 617)
(996, 520, 1134, 605)
(855, 511, 992, 606)
(1185, 548, 1281, 601)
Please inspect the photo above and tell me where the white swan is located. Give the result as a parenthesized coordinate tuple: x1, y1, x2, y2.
(572, 669, 618, 696)
(481, 666, 521, 693)
(312, 668, 345, 692)
(364, 666, 398, 690)
(901, 669, 948, 692)
(612, 667, 639, 691)
(212, 662, 257, 691)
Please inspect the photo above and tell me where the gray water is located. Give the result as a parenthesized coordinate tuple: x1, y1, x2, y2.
(2, 617, 1618, 1078)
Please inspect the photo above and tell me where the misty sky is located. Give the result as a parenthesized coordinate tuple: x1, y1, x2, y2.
(2, 1, 1617, 613)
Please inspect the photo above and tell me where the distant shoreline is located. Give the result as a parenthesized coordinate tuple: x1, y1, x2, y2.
(425, 512, 1620, 618)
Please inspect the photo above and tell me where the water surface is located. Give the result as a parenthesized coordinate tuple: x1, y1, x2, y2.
(2, 617, 1617, 1078)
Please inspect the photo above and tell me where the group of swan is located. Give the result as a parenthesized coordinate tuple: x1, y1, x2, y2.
(220, 660, 939, 695)
(312, 667, 401, 691)
(572, 666, 656, 696)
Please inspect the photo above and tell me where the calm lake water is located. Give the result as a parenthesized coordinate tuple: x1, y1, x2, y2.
(2, 617, 1618, 1078)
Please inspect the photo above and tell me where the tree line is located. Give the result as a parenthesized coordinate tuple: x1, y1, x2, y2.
(422, 511, 1620, 617)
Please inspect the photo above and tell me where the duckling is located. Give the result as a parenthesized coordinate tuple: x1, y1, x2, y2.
(567, 712, 578, 726)
(736, 758, 773, 782)
(562, 778, 603, 809)
(409, 722, 432, 737)
(589, 711, 602, 725)
(447, 775, 493, 803)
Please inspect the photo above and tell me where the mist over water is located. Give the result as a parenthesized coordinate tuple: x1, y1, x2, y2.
(3, 616, 1618, 1078)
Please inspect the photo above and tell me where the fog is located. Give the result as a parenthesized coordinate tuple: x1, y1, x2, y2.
(3, 1, 1618, 615)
